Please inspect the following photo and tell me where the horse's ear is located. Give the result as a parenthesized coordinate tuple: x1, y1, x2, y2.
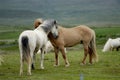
(54, 20, 57, 24)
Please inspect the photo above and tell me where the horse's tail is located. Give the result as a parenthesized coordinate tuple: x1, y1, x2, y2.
(89, 31, 98, 62)
(21, 36, 30, 62)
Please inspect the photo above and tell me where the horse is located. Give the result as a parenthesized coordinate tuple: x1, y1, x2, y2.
(37, 41, 54, 54)
(18, 19, 58, 75)
(34, 18, 43, 28)
(37, 41, 67, 54)
(34, 19, 98, 67)
(102, 38, 120, 52)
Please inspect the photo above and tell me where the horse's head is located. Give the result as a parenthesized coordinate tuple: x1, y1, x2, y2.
(40, 19, 59, 39)
(34, 18, 59, 39)
(50, 20, 59, 39)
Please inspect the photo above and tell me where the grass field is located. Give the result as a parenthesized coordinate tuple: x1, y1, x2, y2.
(0, 48, 120, 80)
(0, 25, 120, 80)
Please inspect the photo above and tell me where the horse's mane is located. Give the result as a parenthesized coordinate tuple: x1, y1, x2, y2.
(36, 19, 56, 33)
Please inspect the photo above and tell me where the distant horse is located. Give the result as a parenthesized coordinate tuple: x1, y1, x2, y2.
(18, 19, 58, 75)
(34, 19, 98, 67)
(102, 38, 120, 52)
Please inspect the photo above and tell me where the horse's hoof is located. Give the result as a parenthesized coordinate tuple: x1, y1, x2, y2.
(28, 74, 32, 76)
(19, 71, 23, 76)
(54, 64, 59, 67)
(41, 67, 44, 69)
(31, 64, 35, 70)
(65, 63, 70, 67)
(80, 63, 86, 65)
(27, 72, 32, 76)
(88, 63, 93, 65)
(19, 73, 23, 76)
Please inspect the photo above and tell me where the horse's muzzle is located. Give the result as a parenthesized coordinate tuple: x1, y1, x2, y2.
(52, 33, 59, 39)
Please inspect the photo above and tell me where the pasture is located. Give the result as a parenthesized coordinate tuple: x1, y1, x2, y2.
(0, 25, 120, 80)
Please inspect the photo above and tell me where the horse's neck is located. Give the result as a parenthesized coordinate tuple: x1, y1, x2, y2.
(34, 28, 45, 35)
(34, 29, 48, 42)
(104, 40, 111, 50)
(37, 25, 51, 34)
(35, 26, 43, 31)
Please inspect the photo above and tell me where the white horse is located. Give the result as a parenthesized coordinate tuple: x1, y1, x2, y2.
(102, 38, 120, 52)
(18, 19, 58, 75)
(37, 41, 67, 54)
(37, 41, 54, 54)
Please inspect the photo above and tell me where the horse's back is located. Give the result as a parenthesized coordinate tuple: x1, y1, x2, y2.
(63, 25, 94, 39)
(58, 25, 94, 46)
(34, 29, 48, 45)
(110, 38, 120, 47)
(60, 25, 93, 34)
(19, 30, 36, 41)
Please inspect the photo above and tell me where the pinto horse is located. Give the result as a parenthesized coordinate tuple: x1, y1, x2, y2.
(34, 19, 98, 67)
(18, 19, 58, 75)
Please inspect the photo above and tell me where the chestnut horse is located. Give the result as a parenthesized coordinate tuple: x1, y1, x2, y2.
(34, 19, 98, 67)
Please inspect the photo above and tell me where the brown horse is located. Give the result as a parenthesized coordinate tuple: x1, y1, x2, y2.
(34, 19, 98, 67)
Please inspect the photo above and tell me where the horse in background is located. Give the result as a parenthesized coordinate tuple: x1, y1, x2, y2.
(37, 41, 67, 54)
(37, 41, 54, 54)
(102, 38, 120, 52)
(34, 18, 98, 67)
(18, 19, 58, 75)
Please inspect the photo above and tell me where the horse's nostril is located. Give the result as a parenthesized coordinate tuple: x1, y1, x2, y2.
(54, 35, 58, 39)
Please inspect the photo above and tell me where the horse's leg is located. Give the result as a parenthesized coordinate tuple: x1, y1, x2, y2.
(27, 50, 35, 75)
(54, 47, 59, 66)
(40, 48, 44, 69)
(88, 47, 93, 64)
(81, 44, 88, 65)
(116, 47, 119, 51)
(27, 55, 32, 75)
(31, 54, 35, 70)
(20, 54, 23, 75)
(110, 47, 114, 51)
(60, 46, 70, 67)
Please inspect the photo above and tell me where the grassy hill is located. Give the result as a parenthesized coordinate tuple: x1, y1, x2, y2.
(0, 0, 120, 26)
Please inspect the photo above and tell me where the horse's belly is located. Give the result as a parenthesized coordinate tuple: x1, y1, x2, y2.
(64, 35, 81, 47)
(111, 41, 120, 47)
(65, 40, 80, 47)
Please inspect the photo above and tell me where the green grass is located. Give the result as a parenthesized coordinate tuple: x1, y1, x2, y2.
(0, 48, 120, 80)
(0, 25, 120, 80)
(0, 26, 120, 46)
(0, 25, 32, 40)
(93, 27, 120, 44)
